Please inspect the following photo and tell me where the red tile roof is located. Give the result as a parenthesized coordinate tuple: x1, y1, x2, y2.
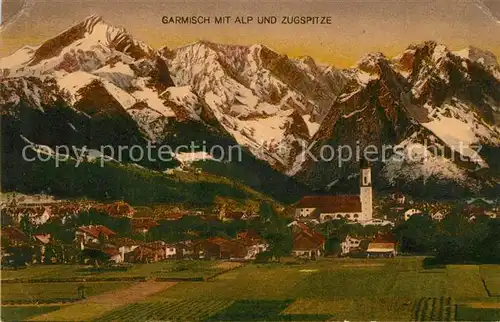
(111, 237, 143, 247)
(1, 227, 27, 244)
(33, 234, 51, 244)
(293, 223, 325, 246)
(78, 225, 116, 239)
(296, 195, 362, 213)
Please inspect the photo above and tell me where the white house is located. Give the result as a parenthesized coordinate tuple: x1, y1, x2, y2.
(361, 218, 394, 227)
(341, 235, 362, 255)
(30, 207, 52, 225)
(404, 208, 422, 221)
(391, 192, 406, 204)
(164, 244, 177, 258)
(431, 211, 446, 221)
(295, 164, 373, 223)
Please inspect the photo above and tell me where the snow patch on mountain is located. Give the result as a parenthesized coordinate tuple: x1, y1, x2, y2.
(0, 46, 36, 70)
(302, 114, 320, 136)
(422, 99, 500, 167)
(383, 136, 469, 185)
(175, 151, 215, 164)
(131, 78, 175, 117)
(162, 86, 202, 120)
(93, 62, 135, 89)
(57, 71, 136, 108)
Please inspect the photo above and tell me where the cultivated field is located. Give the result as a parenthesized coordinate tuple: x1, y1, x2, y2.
(1, 260, 227, 281)
(2, 257, 499, 321)
(1, 282, 134, 302)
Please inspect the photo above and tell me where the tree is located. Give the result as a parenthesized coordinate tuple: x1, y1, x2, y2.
(80, 248, 110, 266)
(20, 216, 34, 237)
(44, 245, 56, 264)
(325, 236, 342, 256)
(395, 213, 437, 253)
(258, 202, 292, 261)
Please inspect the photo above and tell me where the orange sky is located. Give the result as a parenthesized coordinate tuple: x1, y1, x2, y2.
(1, 0, 500, 67)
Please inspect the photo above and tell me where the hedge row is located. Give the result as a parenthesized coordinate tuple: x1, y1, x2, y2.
(1, 276, 147, 284)
(154, 277, 204, 282)
(204, 263, 245, 281)
(2, 298, 80, 305)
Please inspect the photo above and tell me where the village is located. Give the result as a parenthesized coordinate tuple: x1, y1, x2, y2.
(1, 166, 500, 321)
(1, 164, 498, 267)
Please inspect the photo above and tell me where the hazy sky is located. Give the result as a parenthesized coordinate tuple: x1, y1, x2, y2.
(1, 0, 500, 67)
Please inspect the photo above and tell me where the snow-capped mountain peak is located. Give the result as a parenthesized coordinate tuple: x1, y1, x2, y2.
(1, 16, 498, 197)
(1, 15, 153, 76)
(453, 46, 499, 68)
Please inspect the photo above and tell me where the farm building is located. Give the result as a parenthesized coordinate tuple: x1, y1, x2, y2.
(193, 236, 266, 260)
(290, 222, 325, 260)
(341, 235, 363, 255)
(125, 241, 175, 263)
(366, 242, 397, 258)
(366, 232, 398, 258)
(75, 225, 116, 245)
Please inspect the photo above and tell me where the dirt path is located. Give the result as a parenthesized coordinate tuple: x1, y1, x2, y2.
(83, 280, 176, 305)
(30, 281, 176, 321)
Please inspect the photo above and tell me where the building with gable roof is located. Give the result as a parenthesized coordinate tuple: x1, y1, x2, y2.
(290, 222, 325, 260)
(295, 163, 373, 223)
(75, 225, 116, 245)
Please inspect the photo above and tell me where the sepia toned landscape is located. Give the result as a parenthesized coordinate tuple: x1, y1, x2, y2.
(1, 1, 500, 321)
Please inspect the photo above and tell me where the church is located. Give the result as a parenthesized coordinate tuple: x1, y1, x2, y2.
(294, 164, 373, 223)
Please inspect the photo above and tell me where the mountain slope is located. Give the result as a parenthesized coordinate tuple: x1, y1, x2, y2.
(1, 16, 499, 200)
(295, 43, 500, 196)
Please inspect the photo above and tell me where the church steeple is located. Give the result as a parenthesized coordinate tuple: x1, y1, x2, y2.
(360, 160, 371, 187)
(359, 161, 373, 221)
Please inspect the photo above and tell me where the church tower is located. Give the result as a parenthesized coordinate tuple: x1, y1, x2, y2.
(360, 162, 373, 221)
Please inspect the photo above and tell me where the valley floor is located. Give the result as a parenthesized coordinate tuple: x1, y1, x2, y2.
(1, 257, 500, 321)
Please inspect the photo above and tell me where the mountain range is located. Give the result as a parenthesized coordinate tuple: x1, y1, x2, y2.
(1, 15, 499, 202)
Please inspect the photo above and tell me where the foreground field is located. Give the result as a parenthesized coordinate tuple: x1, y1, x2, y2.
(2, 282, 133, 302)
(2, 257, 499, 321)
(145, 257, 499, 321)
(1, 306, 61, 322)
(152, 258, 489, 300)
(1, 260, 226, 281)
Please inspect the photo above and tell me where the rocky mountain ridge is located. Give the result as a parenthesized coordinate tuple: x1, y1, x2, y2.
(1, 15, 499, 198)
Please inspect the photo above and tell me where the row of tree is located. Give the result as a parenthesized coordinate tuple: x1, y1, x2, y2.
(395, 207, 500, 263)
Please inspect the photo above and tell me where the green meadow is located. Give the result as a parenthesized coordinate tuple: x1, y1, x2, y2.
(2, 257, 500, 321)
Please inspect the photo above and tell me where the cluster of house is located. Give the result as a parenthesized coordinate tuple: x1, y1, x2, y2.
(1, 199, 136, 226)
(1, 221, 270, 265)
(340, 233, 398, 257)
(75, 224, 270, 263)
(402, 199, 498, 222)
(288, 221, 398, 259)
(78, 225, 270, 263)
(293, 164, 498, 226)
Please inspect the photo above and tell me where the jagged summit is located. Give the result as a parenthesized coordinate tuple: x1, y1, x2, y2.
(355, 52, 388, 72)
(5, 15, 154, 72)
(81, 14, 104, 30)
(1, 21, 499, 198)
(454, 46, 499, 68)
